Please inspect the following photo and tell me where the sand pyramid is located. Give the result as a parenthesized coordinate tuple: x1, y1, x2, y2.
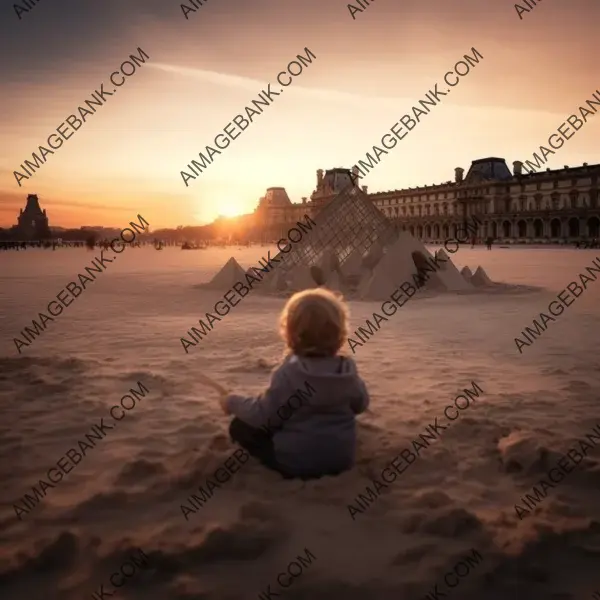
(359, 236, 420, 300)
(203, 257, 247, 289)
(274, 273, 289, 292)
(318, 250, 339, 276)
(358, 232, 474, 300)
(362, 242, 384, 270)
(326, 269, 343, 292)
(341, 249, 364, 279)
(253, 265, 282, 294)
(245, 266, 276, 291)
(289, 265, 316, 291)
(460, 266, 473, 282)
(471, 266, 493, 287)
(310, 265, 327, 286)
(431, 249, 472, 291)
(245, 266, 261, 285)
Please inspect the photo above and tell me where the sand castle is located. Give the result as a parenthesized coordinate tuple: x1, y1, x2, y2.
(203, 185, 497, 299)
(460, 266, 473, 283)
(202, 257, 247, 289)
(471, 265, 494, 287)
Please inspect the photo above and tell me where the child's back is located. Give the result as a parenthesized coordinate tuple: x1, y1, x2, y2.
(226, 287, 370, 478)
(228, 352, 369, 477)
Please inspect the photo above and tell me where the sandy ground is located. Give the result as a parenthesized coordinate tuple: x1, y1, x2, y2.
(0, 245, 599, 600)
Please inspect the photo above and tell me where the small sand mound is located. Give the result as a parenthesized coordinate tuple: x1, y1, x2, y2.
(497, 430, 554, 474)
(471, 266, 493, 287)
(434, 248, 450, 270)
(341, 249, 364, 278)
(289, 265, 315, 291)
(420, 507, 483, 538)
(461, 266, 473, 282)
(203, 257, 246, 289)
(246, 266, 264, 283)
(115, 459, 167, 484)
(411, 490, 452, 509)
(254, 266, 288, 294)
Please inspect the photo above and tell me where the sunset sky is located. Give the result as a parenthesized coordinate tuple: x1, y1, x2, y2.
(1, 0, 599, 229)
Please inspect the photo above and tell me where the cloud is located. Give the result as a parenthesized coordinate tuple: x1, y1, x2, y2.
(147, 62, 405, 109)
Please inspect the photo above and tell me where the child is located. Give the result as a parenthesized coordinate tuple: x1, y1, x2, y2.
(216, 287, 370, 479)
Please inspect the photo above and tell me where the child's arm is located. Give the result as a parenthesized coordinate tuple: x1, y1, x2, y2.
(350, 378, 370, 414)
(347, 359, 370, 414)
(195, 373, 231, 414)
(225, 367, 288, 428)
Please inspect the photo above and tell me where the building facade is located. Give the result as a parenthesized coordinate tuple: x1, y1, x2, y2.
(252, 158, 600, 243)
(370, 158, 600, 242)
(13, 194, 51, 240)
(252, 168, 368, 238)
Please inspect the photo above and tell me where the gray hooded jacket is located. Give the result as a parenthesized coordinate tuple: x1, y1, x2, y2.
(226, 354, 370, 476)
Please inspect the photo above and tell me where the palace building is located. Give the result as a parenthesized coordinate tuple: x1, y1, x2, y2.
(13, 194, 51, 240)
(252, 167, 369, 238)
(252, 158, 600, 242)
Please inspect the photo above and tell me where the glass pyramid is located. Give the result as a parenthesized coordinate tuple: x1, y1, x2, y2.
(275, 185, 397, 274)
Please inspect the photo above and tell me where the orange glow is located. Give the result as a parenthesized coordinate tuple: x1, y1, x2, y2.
(1, 1, 599, 229)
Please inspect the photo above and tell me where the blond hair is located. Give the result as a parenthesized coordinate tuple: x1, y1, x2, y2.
(279, 288, 348, 357)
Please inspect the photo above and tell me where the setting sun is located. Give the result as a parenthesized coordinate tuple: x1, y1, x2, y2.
(218, 202, 246, 218)
(193, 197, 248, 224)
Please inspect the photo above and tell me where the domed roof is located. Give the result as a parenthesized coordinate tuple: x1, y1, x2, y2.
(465, 158, 512, 182)
(263, 187, 292, 207)
(322, 169, 354, 193)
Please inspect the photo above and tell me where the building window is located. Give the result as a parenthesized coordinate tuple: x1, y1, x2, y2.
(569, 191, 578, 208)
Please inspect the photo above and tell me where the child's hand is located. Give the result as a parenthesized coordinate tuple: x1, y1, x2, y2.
(196, 373, 230, 415)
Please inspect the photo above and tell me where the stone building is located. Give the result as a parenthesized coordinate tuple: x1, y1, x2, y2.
(13, 194, 51, 240)
(309, 167, 368, 211)
(251, 159, 600, 243)
(370, 158, 600, 242)
(252, 168, 367, 238)
(254, 187, 307, 225)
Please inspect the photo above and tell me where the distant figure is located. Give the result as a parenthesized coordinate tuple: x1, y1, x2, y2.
(485, 237, 493, 250)
(471, 236, 476, 248)
(85, 234, 96, 250)
(218, 288, 370, 479)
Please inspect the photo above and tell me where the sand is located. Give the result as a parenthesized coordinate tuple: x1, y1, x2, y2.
(0, 245, 599, 599)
